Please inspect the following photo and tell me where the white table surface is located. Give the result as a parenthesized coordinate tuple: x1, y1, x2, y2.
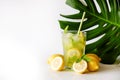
(44, 63, 120, 80)
(42, 54, 120, 80)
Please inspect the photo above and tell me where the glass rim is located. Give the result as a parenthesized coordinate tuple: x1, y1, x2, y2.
(61, 30, 86, 34)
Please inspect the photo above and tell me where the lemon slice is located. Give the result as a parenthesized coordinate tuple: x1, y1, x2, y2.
(67, 48, 82, 58)
(65, 48, 82, 68)
(73, 60, 87, 73)
(51, 56, 64, 71)
(47, 54, 63, 64)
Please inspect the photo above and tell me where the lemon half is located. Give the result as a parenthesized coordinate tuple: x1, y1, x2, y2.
(73, 60, 87, 73)
(50, 56, 64, 71)
(47, 54, 63, 64)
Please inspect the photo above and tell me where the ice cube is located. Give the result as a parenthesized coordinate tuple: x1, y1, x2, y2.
(72, 34, 80, 42)
(63, 38, 73, 50)
(65, 33, 73, 38)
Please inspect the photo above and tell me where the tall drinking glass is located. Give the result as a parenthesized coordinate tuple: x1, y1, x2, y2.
(62, 31, 86, 69)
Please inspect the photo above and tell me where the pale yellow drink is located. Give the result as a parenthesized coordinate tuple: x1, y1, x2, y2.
(62, 31, 86, 69)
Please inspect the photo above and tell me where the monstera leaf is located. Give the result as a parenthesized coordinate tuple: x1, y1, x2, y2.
(59, 0, 120, 64)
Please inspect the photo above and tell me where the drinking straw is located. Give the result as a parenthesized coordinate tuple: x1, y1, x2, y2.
(64, 25, 69, 33)
(77, 12, 86, 35)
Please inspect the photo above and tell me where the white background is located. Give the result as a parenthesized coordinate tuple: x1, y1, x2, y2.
(0, 0, 70, 80)
(0, 0, 120, 80)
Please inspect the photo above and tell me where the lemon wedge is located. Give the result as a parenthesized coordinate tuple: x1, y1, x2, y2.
(50, 56, 64, 71)
(73, 60, 87, 73)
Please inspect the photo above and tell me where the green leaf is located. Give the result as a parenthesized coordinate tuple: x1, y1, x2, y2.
(59, 0, 120, 64)
(76, 54, 91, 63)
(76, 58, 82, 63)
(68, 56, 78, 63)
(76, 54, 86, 63)
(83, 55, 91, 62)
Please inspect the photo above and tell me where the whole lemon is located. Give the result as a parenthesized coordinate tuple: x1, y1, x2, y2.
(86, 53, 101, 62)
(87, 59, 99, 72)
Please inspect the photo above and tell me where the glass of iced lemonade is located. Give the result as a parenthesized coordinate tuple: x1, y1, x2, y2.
(62, 31, 86, 69)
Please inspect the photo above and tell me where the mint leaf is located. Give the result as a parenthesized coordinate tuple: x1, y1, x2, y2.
(76, 54, 91, 63)
(83, 55, 91, 62)
(68, 56, 77, 63)
(76, 54, 85, 63)
(76, 58, 82, 63)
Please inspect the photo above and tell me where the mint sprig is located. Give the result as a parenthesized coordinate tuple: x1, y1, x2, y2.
(68, 56, 78, 63)
(83, 55, 91, 62)
(76, 54, 91, 63)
